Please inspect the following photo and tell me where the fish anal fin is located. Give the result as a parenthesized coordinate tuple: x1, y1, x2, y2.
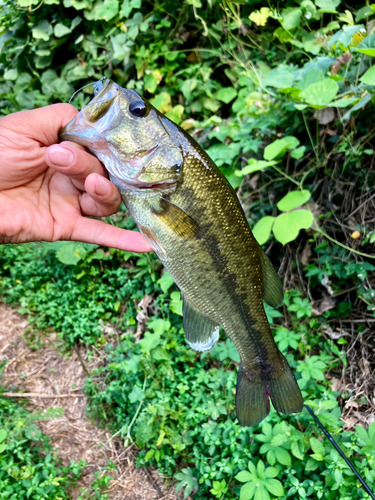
(258, 248, 284, 308)
(183, 297, 219, 351)
(153, 198, 200, 239)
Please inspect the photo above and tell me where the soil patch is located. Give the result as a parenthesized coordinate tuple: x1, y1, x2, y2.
(0, 303, 179, 500)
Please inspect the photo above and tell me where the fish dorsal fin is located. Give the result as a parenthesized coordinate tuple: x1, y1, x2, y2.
(153, 197, 200, 239)
(182, 297, 219, 352)
(259, 248, 284, 308)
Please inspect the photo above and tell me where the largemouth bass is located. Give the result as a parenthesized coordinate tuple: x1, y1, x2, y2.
(60, 78, 303, 426)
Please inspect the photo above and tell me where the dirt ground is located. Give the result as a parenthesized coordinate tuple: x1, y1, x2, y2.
(0, 303, 181, 500)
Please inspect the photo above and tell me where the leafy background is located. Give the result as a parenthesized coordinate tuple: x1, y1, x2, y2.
(1, 0, 375, 499)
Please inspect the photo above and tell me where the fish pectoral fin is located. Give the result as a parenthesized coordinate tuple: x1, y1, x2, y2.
(182, 297, 219, 352)
(258, 247, 284, 308)
(153, 197, 200, 239)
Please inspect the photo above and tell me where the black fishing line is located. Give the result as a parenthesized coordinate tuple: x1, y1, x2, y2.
(304, 404, 375, 500)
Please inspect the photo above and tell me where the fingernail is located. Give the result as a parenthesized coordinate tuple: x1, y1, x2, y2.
(48, 145, 75, 167)
(94, 176, 111, 197)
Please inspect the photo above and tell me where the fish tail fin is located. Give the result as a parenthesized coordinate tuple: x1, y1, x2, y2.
(236, 364, 270, 427)
(235, 355, 303, 427)
(269, 353, 304, 416)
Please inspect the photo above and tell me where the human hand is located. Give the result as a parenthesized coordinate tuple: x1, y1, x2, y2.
(0, 103, 152, 252)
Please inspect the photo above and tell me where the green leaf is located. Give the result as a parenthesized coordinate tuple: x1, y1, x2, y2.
(158, 272, 174, 293)
(263, 466, 279, 478)
(273, 210, 314, 245)
(274, 447, 292, 466)
(0, 443, 7, 453)
(216, 87, 237, 104)
(249, 7, 273, 26)
(291, 440, 304, 459)
(95, 0, 119, 21)
(301, 79, 339, 106)
(296, 69, 324, 91)
(305, 457, 320, 471)
(55, 242, 88, 265)
(360, 66, 375, 85)
(3, 69, 18, 80)
(355, 33, 375, 56)
(236, 159, 278, 176)
(239, 480, 257, 500)
(0, 429, 7, 443)
(315, 0, 340, 14)
(329, 24, 364, 49)
(165, 105, 184, 125)
(128, 385, 145, 403)
(330, 97, 359, 108)
(254, 484, 270, 500)
(291, 146, 306, 159)
(277, 190, 311, 212)
(264, 478, 284, 496)
(236, 471, 253, 483)
(54, 23, 71, 37)
(281, 7, 302, 30)
(252, 216, 275, 245)
(170, 291, 183, 315)
(32, 20, 53, 41)
(262, 66, 294, 89)
(264, 136, 300, 160)
(310, 437, 325, 455)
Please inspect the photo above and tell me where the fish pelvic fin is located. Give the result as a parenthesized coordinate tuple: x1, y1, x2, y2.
(235, 355, 303, 427)
(182, 297, 219, 351)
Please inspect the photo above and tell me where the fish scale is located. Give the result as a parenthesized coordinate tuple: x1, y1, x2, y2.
(60, 78, 303, 426)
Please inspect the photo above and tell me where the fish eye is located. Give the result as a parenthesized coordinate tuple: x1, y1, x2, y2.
(129, 99, 147, 117)
(94, 80, 104, 96)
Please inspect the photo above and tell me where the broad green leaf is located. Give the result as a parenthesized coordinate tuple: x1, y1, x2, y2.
(355, 33, 375, 56)
(310, 437, 325, 455)
(158, 272, 174, 293)
(343, 93, 372, 121)
(277, 189, 311, 212)
(360, 66, 375, 85)
(236, 470, 253, 483)
(305, 457, 320, 471)
(262, 66, 294, 89)
(263, 466, 279, 478)
(291, 440, 304, 459)
(252, 216, 275, 245)
(150, 92, 172, 113)
(315, 0, 340, 14)
(166, 105, 184, 125)
(170, 291, 183, 315)
(296, 69, 324, 91)
(249, 7, 273, 26)
(128, 385, 145, 403)
(273, 210, 314, 245)
(328, 24, 364, 48)
(0, 443, 7, 453)
(216, 87, 237, 104)
(301, 79, 339, 106)
(3, 69, 18, 80)
(264, 136, 299, 161)
(330, 97, 359, 108)
(356, 5, 374, 22)
(274, 447, 292, 466)
(264, 478, 284, 496)
(254, 484, 270, 500)
(239, 480, 257, 500)
(281, 8, 302, 30)
(56, 242, 88, 265)
(0, 429, 7, 443)
(236, 159, 278, 176)
(32, 20, 53, 41)
(291, 146, 306, 159)
(54, 23, 71, 37)
(95, 0, 119, 21)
